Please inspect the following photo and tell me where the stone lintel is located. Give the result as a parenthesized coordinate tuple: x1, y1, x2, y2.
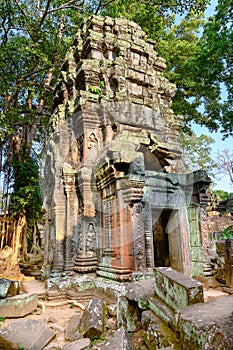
(154, 267, 204, 311)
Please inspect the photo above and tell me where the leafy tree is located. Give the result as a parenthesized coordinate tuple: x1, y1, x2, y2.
(0, 0, 88, 258)
(180, 132, 217, 174)
(213, 189, 229, 201)
(192, 0, 233, 138)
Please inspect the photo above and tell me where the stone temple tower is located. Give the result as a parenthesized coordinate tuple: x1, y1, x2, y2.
(42, 15, 211, 281)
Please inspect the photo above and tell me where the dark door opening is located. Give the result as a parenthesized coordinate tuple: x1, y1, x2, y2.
(152, 209, 172, 267)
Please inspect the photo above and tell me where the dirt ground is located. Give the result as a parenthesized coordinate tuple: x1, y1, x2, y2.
(1, 278, 148, 350)
(1, 277, 230, 350)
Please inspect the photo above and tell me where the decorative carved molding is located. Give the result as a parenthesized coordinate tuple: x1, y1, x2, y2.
(131, 202, 146, 271)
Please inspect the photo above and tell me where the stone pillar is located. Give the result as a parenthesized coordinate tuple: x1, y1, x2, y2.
(43, 215, 52, 278)
(63, 169, 78, 273)
(225, 239, 233, 288)
(131, 202, 146, 271)
(143, 203, 154, 269)
(122, 178, 146, 274)
(52, 202, 65, 274)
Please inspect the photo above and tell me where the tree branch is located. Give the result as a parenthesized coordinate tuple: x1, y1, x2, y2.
(94, 0, 117, 15)
(47, 0, 85, 15)
(39, 0, 51, 27)
(14, 0, 28, 20)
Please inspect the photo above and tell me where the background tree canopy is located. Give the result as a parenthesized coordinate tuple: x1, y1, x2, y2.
(0, 0, 232, 234)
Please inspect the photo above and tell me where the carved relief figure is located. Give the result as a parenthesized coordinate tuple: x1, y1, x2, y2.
(86, 223, 96, 256)
(87, 133, 98, 149)
(78, 222, 96, 257)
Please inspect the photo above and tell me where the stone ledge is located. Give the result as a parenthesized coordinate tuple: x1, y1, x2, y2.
(154, 267, 204, 311)
(178, 296, 233, 349)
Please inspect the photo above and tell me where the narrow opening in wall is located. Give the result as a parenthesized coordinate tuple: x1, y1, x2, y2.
(152, 209, 172, 267)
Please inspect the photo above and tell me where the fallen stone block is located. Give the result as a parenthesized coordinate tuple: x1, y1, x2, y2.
(0, 278, 20, 298)
(117, 279, 155, 332)
(178, 296, 233, 350)
(141, 310, 178, 350)
(79, 297, 105, 340)
(96, 326, 135, 350)
(117, 296, 142, 332)
(125, 279, 155, 301)
(65, 314, 82, 341)
(154, 267, 204, 311)
(0, 293, 38, 317)
(0, 318, 56, 350)
(62, 338, 91, 350)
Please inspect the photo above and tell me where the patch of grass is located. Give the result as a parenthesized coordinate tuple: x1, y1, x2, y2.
(91, 335, 104, 344)
(0, 316, 6, 322)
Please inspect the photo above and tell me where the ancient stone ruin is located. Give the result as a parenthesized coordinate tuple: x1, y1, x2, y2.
(42, 15, 211, 281)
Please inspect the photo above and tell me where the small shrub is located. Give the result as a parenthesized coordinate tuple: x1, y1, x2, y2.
(221, 226, 233, 239)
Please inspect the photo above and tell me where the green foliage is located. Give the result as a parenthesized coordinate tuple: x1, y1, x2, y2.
(0, 0, 90, 225)
(88, 85, 102, 95)
(180, 131, 217, 174)
(221, 226, 233, 239)
(213, 190, 229, 202)
(10, 150, 42, 223)
(0, 316, 6, 322)
(98, 80, 105, 89)
(194, 0, 233, 137)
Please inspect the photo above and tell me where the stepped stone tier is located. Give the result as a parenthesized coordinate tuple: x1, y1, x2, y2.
(42, 15, 211, 281)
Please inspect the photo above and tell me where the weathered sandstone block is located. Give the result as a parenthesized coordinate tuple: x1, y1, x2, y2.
(0, 293, 38, 317)
(0, 318, 56, 350)
(154, 267, 204, 311)
(178, 296, 233, 349)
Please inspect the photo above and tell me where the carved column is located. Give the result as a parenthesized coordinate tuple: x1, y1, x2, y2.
(52, 203, 65, 273)
(143, 203, 154, 269)
(43, 214, 53, 278)
(131, 202, 146, 271)
(122, 178, 146, 273)
(63, 170, 78, 273)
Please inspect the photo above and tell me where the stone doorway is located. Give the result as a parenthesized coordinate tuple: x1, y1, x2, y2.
(153, 209, 172, 268)
(152, 207, 192, 275)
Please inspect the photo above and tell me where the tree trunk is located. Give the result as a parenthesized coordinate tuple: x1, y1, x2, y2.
(11, 214, 26, 269)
